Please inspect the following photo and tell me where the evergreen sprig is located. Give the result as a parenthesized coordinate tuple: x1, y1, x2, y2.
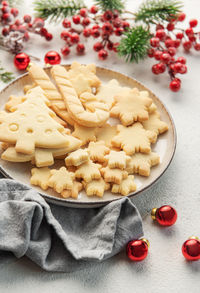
(135, 0, 183, 24)
(0, 64, 15, 83)
(94, 0, 125, 12)
(117, 26, 151, 63)
(34, 0, 85, 22)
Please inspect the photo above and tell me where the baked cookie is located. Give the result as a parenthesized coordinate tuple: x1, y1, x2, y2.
(83, 178, 110, 198)
(126, 152, 160, 176)
(48, 167, 75, 193)
(100, 166, 128, 184)
(75, 160, 101, 182)
(72, 123, 97, 145)
(111, 123, 156, 155)
(104, 150, 131, 169)
(65, 149, 89, 166)
(142, 111, 168, 140)
(30, 167, 51, 190)
(61, 181, 83, 199)
(110, 88, 152, 126)
(88, 141, 110, 163)
(111, 175, 137, 196)
(70, 74, 92, 96)
(96, 124, 117, 147)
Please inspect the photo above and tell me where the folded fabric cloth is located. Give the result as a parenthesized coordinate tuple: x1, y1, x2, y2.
(0, 178, 143, 272)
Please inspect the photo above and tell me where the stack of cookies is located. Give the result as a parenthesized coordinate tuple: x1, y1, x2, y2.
(0, 62, 169, 199)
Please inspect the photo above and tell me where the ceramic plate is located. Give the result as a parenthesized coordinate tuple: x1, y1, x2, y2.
(0, 65, 176, 208)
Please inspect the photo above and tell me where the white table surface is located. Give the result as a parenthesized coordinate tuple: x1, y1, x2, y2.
(1, 0, 200, 292)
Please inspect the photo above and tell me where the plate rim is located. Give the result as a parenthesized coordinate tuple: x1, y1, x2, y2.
(0, 64, 177, 208)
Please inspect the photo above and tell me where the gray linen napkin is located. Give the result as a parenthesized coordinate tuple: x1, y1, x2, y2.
(0, 178, 143, 272)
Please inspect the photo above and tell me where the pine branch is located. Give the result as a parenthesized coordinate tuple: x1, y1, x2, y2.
(117, 26, 151, 63)
(0, 64, 15, 83)
(135, 0, 183, 24)
(94, 0, 125, 12)
(34, 0, 85, 22)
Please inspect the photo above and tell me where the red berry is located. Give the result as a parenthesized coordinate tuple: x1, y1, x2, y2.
(150, 37, 160, 47)
(60, 30, 70, 40)
(92, 25, 100, 30)
(82, 17, 90, 26)
(156, 24, 164, 30)
(113, 18, 122, 28)
(83, 28, 91, 37)
(2, 27, 9, 36)
(103, 10, 113, 21)
(174, 62, 187, 74)
(115, 27, 123, 36)
(2, 1, 9, 6)
(93, 42, 103, 52)
(168, 47, 176, 56)
(177, 56, 186, 64)
(40, 27, 47, 36)
(70, 33, 80, 43)
(28, 23, 32, 28)
(178, 13, 186, 22)
(79, 8, 87, 17)
(157, 63, 166, 73)
(154, 50, 163, 60)
(174, 39, 181, 48)
(98, 49, 108, 60)
(2, 6, 9, 13)
(76, 43, 85, 54)
(18, 25, 26, 33)
(165, 39, 174, 48)
(90, 5, 98, 14)
(9, 24, 17, 31)
(33, 18, 44, 28)
(102, 22, 113, 35)
(152, 64, 160, 75)
(10, 7, 18, 17)
(183, 41, 192, 51)
(113, 42, 120, 52)
(122, 21, 130, 30)
(107, 42, 114, 50)
(167, 22, 175, 31)
(45, 33, 53, 41)
(61, 46, 70, 56)
(62, 18, 71, 28)
(189, 35, 196, 42)
(15, 19, 21, 26)
(2, 13, 11, 22)
(189, 19, 198, 28)
(73, 15, 81, 24)
(113, 10, 119, 19)
(23, 14, 31, 23)
(23, 31, 29, 41)
(91, 28, 100, 38)
(148, 48, 155, 58)
(185, 27, 194, 36)
(170, 78, 181, 92)
(156, 29, 166, 40)
(176, 32, 184, 39)
(194, 43, 200, 51)
(180, 64, 187, 74)
(160, 52, 171, 64)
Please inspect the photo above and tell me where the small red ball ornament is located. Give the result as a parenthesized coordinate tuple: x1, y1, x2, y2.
(151, 205, 177, 226)
(126, 238, 149, 261)
(44, 51, 61, 65)
(14, 53, 30, 70)
(182, 237, 200, 261)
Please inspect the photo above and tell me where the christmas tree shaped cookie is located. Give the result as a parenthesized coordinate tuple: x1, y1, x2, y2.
(0, 88, 69, 154)
(110, 88, 152, 126)
(111, 123, 156, 155)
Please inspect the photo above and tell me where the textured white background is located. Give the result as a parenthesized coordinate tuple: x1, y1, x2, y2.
(1, 0, 200, 292)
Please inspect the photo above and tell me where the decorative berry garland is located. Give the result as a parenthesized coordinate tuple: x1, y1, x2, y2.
(0, 0, 200, 92)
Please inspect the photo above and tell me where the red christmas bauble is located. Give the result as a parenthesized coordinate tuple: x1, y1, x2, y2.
(126, 238, 149, 261)
(44, 51, 61, 65)
(151, 205, 177, 226)
(14, 53, 30, 70)
(182, 237, 200, 261)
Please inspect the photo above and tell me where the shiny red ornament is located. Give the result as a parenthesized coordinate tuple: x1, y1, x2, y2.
(44, 51, 61, 65)
(182, 237, 200, 261)
(151, 205, 177, 226)
(126, 238, 149, 261)
(14, 53, 30, 70)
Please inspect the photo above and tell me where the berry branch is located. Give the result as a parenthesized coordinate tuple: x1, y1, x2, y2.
(34, 0, 86, 22)
(94, 0, 125, 13)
